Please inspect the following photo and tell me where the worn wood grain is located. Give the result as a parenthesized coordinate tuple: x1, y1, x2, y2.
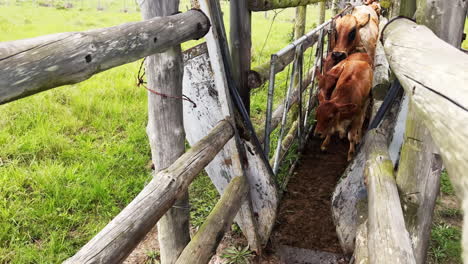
(140, 1, 190, 263)
(0, 10, 209, 105)
(175, 176, 248, 264)
(382, 18, 468, 260)
(415, 0, 468, 48)
(396, 102, 442, 264)
(64, 120, 234, 264)
(366, 129, 416, 264)
(181, 44, 278, 249)
(230, 0, 252, 112)
(199, 0, 264, 251)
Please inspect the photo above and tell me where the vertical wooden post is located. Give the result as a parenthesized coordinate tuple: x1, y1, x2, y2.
(230, 0, 252, 114)
(294, 6, 307, 39)
(140, 1, 190, 264)
(396, 102, 443, 264)
(399, 0, 416, 18)
(319, 1, 326, 25)
(415, 0, 468, 48)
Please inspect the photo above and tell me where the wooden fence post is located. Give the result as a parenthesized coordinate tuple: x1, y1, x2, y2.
(294, 6, 307, 39)
(319, 1, 326, 24)
(230, 0, 252, 113)
(140, 1, 190, 263)
(415, 0, 468, 48)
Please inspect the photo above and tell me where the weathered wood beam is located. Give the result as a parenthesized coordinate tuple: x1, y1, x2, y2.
(199, 0, 262, 250)
(140, 1, 190, 264)
(353, 221, 369, 264)
(0, 9, 210, 105)
(64, 120, 234, 264)
(230, 0, 252, 113)
(366, 129, 416, 264)
(248, 35, 317, 89)
(175, 176, 248, 264)
(396, 102, 442, 264)
(382, 17, 468, 261)
(249, 0, 320, 11)
(415, 0, 468, 48)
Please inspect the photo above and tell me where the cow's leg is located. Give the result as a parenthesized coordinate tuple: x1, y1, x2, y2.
(347, 131, 356, 161)
(321, 134, 332, 151)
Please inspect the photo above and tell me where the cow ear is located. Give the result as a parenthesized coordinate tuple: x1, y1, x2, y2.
(356, 13, 370, 28)
(337, 103, 358, 115)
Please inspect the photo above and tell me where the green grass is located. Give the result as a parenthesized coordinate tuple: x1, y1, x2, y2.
(0, 1, 328, 262)
(429, 172, 463, 264)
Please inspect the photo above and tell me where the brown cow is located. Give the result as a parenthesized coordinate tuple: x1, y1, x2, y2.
(317, 52, 372, 104)
(332, 6, 379, 63)
(314, 53, 373, 161)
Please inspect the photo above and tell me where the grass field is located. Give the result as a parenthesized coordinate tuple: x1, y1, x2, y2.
(0, 1, 329, 263)
(0, 1, 465, 263)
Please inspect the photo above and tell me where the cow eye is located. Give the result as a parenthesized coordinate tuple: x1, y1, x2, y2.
(348, 28, 356, 42)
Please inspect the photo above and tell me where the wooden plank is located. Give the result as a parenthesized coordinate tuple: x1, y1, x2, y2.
(366, 129, 416, 264)
(382, 17, 468, 261)
(0, 10, 210, 105)
(182, 39, 278, 248)
(318, 1, 326, 24)
(175, 176, 248, 264)
(230, 0, 252, 113)
(140, 1, 190, 263)
(64, 120, 234, 264)
(197, 0, 278, 250)
(248, 0, 321, 11)
(353, 221, 369, 264)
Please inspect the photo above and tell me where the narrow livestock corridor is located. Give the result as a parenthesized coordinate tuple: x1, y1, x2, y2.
(267, 135, 352, 263)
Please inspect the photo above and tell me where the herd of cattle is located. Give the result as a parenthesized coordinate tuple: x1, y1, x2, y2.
(314, 0, 382, 161)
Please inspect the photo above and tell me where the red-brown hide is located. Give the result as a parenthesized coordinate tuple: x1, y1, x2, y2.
(314, 53, 373, 161)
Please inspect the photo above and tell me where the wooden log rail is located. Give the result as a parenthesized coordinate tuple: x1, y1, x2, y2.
(365, 129, 416, 264)
(65, 120, 234, 264)
(381, 17, 468, 261)
(0, 9, 210, 105)
(175, 176, 248, 264)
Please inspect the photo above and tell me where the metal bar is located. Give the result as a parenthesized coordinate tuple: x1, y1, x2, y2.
(272, 45, 301, 174)
(297, 45, 304, 149)
(275, 5, 353, 58)
(264, 55, 278, 156)
(303, 29, 324, 131)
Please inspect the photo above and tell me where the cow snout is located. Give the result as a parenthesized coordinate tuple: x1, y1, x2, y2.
(332, 52, 347, 61)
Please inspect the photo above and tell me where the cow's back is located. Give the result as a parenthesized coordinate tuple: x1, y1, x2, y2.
(352, 6, 379, 61)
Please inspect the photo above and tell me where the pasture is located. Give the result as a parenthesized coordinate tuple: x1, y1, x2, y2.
(0, 1, 465, 263)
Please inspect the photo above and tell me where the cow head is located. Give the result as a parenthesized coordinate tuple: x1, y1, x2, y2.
(332, 13, 370, 61)
(314, 100, 358, 137)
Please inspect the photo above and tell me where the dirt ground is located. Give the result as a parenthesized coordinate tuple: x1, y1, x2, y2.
(124, 134, 353, 263)
(271, 135, 349, 253)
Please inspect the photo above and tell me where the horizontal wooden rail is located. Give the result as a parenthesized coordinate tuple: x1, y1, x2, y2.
(365, 129, 416, 264)
(175, 176, 248, 264)
(64, 120, 234, 264)
(381, 17, 468, 260)
(248, 0, 321, 11)
(0, 9, 210, 105)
